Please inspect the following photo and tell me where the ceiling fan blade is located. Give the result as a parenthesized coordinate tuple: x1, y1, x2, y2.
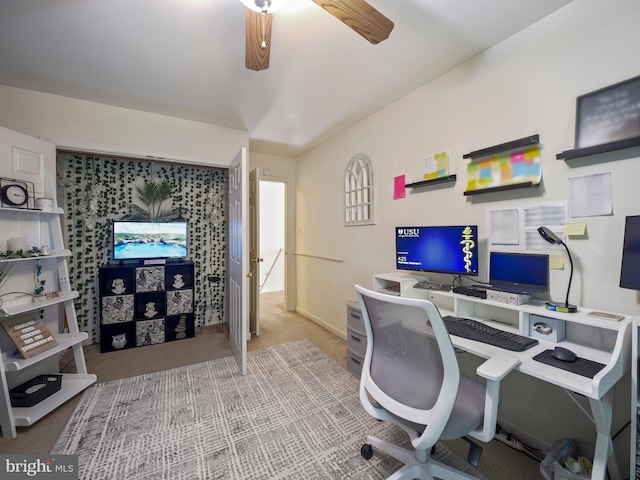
(311, 0, 393, 44)
(245, 8, 273, 71)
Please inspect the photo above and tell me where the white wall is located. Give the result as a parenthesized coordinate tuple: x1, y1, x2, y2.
(0, 85, 248, 165)
(295, 0, 640, 462)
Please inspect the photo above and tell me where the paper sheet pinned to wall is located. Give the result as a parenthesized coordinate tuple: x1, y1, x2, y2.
(394, 175, 406, 200)
(569, 172, 613, 217)
(524, 203, 566, 251)
(487, 202, 568, 251)
(424, 151, 449, 179)
(490, 209, 519, 245)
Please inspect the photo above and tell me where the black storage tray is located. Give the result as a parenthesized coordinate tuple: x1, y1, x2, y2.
(10, 374, 63, 407)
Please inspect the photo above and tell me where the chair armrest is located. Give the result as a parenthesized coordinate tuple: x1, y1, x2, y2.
(470, 353, 520, 443)
(476, 353, 520, 381)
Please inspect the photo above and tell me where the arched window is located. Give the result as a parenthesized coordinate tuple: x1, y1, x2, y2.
(345, 154, 375, 226)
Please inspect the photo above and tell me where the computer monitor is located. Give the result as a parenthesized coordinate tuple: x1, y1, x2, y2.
(489, 251, 549, 294)
(395, 225, 478, 276)
(620, 215, 640, 290)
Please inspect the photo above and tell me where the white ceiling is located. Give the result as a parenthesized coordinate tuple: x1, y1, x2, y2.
(0, 0, 572, 157)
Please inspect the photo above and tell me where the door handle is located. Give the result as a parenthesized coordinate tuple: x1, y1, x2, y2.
(250, 257, 264, 263)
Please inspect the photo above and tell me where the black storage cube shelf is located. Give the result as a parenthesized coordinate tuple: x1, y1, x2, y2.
(99, 261, 195, 352)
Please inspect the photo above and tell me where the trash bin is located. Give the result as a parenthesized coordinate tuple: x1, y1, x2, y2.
(540, 438, 595, 480)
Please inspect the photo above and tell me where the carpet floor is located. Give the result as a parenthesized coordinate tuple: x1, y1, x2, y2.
(51, 340, 487, 480)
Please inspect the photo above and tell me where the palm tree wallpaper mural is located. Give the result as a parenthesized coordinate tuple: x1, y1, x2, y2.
(57, 152, 227, 344)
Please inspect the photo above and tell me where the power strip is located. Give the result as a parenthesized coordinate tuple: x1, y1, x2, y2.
(494, 432, 524, 452)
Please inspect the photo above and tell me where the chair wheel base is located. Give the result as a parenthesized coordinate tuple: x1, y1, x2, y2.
(361, 443, 374, 460)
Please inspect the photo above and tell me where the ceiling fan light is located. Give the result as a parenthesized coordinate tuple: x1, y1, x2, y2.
(239, 0, 289, 14)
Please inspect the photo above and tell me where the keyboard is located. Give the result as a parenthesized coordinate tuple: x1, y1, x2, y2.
(443, 316, 539, 352)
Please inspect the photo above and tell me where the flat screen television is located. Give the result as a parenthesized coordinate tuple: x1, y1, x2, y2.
(113, 220, 188, 261)
(395, 225, 478, 276)
(620, 215, 640, 290)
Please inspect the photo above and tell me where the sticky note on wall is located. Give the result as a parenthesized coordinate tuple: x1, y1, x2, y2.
(549, 253, 564, 270)
(565, 222, 586, 236)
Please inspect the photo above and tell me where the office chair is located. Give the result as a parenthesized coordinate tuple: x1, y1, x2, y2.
(355, 285, 520, 480)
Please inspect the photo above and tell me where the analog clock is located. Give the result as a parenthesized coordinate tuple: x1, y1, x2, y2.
(1, 183, 29, 208)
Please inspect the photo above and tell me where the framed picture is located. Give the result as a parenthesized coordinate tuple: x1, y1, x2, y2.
(575, 75, 640, 149)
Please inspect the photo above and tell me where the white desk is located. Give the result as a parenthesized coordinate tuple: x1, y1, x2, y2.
(373, 272, 635, 480)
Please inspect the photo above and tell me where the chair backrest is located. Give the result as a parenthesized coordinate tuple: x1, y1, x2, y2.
(355, 285, 461, 439)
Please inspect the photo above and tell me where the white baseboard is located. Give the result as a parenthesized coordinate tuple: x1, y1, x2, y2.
(295, 307, 347, 341)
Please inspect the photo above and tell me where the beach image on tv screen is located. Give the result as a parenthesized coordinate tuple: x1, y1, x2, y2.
(114, 222, 187, 260)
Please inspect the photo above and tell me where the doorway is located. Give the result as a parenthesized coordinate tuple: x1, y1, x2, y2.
(259, 180, 286, 312)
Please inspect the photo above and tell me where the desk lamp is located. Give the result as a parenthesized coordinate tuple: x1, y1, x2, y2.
(538, 226, 577, 313)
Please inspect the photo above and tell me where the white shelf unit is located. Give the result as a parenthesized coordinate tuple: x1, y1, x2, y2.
(373, 272, 632, 399)
(0, 203, 96, 438)
(632, 319, 640, 480)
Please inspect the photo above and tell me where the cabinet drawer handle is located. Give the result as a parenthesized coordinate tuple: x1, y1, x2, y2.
(350, 313, 360, 319)
(350, 356, 362, 365)
(350, 335, 361, 343)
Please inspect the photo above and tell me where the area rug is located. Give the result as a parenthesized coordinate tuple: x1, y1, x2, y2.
(52, 340, 488, 479)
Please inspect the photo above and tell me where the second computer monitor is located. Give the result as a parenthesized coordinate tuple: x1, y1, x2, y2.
(489, 251, 549, 294)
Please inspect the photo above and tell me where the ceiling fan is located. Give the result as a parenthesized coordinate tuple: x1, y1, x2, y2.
(241, 0, 394, 71)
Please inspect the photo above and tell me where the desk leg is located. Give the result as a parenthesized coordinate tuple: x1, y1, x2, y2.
(589, 390, 621, 480)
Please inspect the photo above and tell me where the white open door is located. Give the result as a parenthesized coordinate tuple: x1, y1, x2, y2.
(228, 148, 248, 375)
(248, 168, 262, 337)
(0, 126, 51, 198)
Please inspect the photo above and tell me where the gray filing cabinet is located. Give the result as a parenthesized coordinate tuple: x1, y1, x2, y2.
(346, 300, 367, 378)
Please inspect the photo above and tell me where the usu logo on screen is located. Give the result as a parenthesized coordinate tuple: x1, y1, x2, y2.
(396, 228, 420, 237)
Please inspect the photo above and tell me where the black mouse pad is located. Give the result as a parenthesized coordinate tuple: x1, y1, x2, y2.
(532, 349, 605, 378)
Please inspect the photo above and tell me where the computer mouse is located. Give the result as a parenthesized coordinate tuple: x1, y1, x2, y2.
(551, 346, 577, 362)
